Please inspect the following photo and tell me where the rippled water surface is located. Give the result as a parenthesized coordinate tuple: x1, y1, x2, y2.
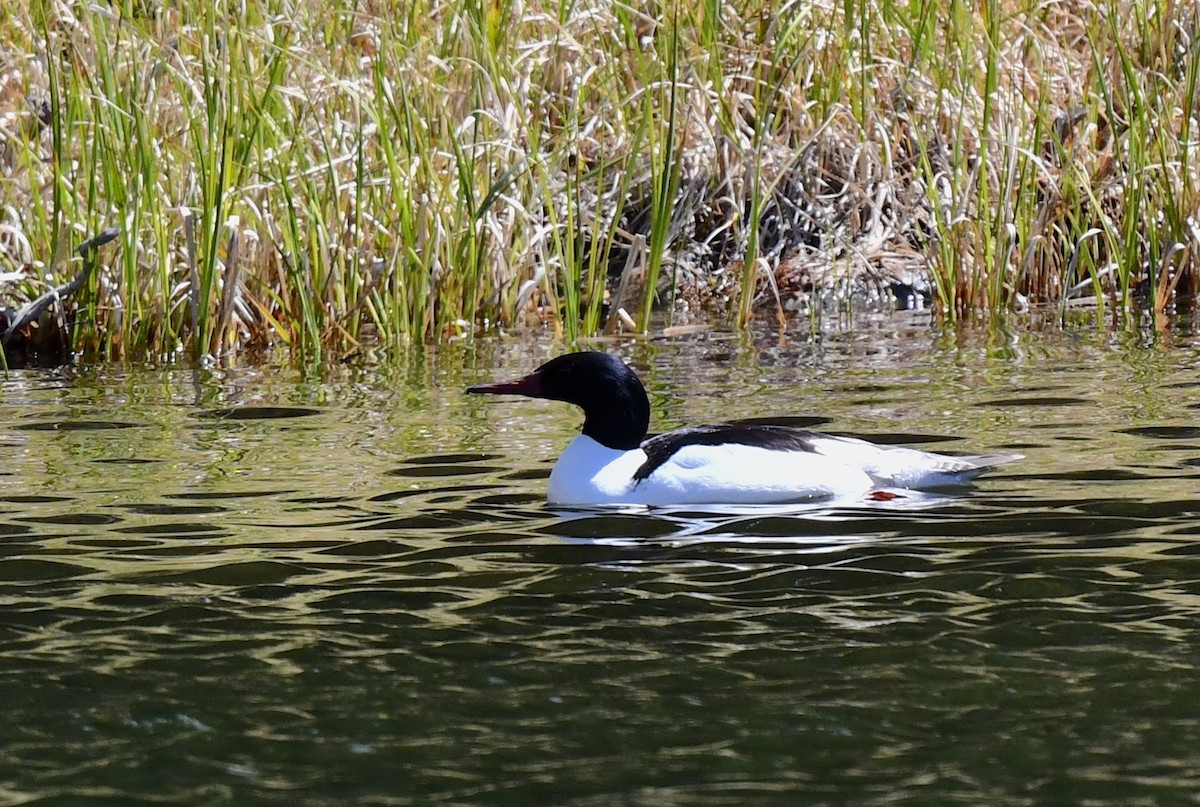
(5, 323, 1200, 805)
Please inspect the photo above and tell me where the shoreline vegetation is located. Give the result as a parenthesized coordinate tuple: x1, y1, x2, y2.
(1, 0, 1199, 362)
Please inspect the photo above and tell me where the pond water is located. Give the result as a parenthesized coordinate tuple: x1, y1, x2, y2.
(4, 318, 1200, 805)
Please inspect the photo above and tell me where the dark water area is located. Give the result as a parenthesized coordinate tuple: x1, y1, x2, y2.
(4, 320, 1200, 805)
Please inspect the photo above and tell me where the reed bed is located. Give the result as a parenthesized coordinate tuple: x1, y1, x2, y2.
(1, 0, 1198, 361)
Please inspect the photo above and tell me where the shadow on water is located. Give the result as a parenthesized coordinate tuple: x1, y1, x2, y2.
(4, 330, 1200, 804)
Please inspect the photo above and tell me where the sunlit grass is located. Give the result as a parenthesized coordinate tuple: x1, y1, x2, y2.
(1, 0, 1199, 362)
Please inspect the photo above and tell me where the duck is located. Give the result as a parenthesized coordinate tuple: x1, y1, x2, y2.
(467, 351, 1020, 506)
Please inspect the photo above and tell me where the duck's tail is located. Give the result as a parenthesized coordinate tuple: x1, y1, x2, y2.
(867, 449, 1023, 489)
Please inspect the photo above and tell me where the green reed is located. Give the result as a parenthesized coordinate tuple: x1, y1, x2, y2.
(3, 0, 1200, 364)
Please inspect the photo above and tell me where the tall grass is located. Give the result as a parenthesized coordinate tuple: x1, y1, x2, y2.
(1, 0, 1199, 363)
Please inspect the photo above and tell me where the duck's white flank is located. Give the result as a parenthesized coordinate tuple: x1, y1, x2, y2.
(546, 433, 1013, 506)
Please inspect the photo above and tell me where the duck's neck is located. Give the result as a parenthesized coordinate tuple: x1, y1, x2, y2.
(580, 386, 650, 450)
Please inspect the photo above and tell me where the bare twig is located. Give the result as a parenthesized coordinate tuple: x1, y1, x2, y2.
(1, 227, 120, 346)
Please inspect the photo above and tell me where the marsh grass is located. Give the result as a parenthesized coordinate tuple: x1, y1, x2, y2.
(2, 0, 1200, 362)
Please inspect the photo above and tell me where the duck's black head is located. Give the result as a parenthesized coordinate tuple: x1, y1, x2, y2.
(467, 351, 650, 450)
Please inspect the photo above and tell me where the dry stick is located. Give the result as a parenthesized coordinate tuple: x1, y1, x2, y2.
(336, 257, 386, 327)
(756, 256, 788, 328)
(1154, 241, 1186, 313)
(1, 227, 121, 347)
(604, 233, 645, 335)
(185, 213, 199, 361)
(211, 226, 242, 359)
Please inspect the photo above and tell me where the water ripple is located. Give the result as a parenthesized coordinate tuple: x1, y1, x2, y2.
(4, 339, 1200, 804)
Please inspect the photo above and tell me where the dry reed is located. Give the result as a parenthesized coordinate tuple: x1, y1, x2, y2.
(0, 0, 1198, 361)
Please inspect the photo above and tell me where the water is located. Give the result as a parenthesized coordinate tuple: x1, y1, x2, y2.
(4, 322, 1200, 805)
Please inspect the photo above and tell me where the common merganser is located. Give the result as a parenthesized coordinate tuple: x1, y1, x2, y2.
(468, 351, 1020, 506)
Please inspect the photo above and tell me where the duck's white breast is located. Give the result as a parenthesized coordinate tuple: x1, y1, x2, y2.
(546, 436, 646, 504)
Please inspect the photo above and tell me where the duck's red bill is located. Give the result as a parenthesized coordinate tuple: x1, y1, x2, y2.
(467, 371, 545, 397)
